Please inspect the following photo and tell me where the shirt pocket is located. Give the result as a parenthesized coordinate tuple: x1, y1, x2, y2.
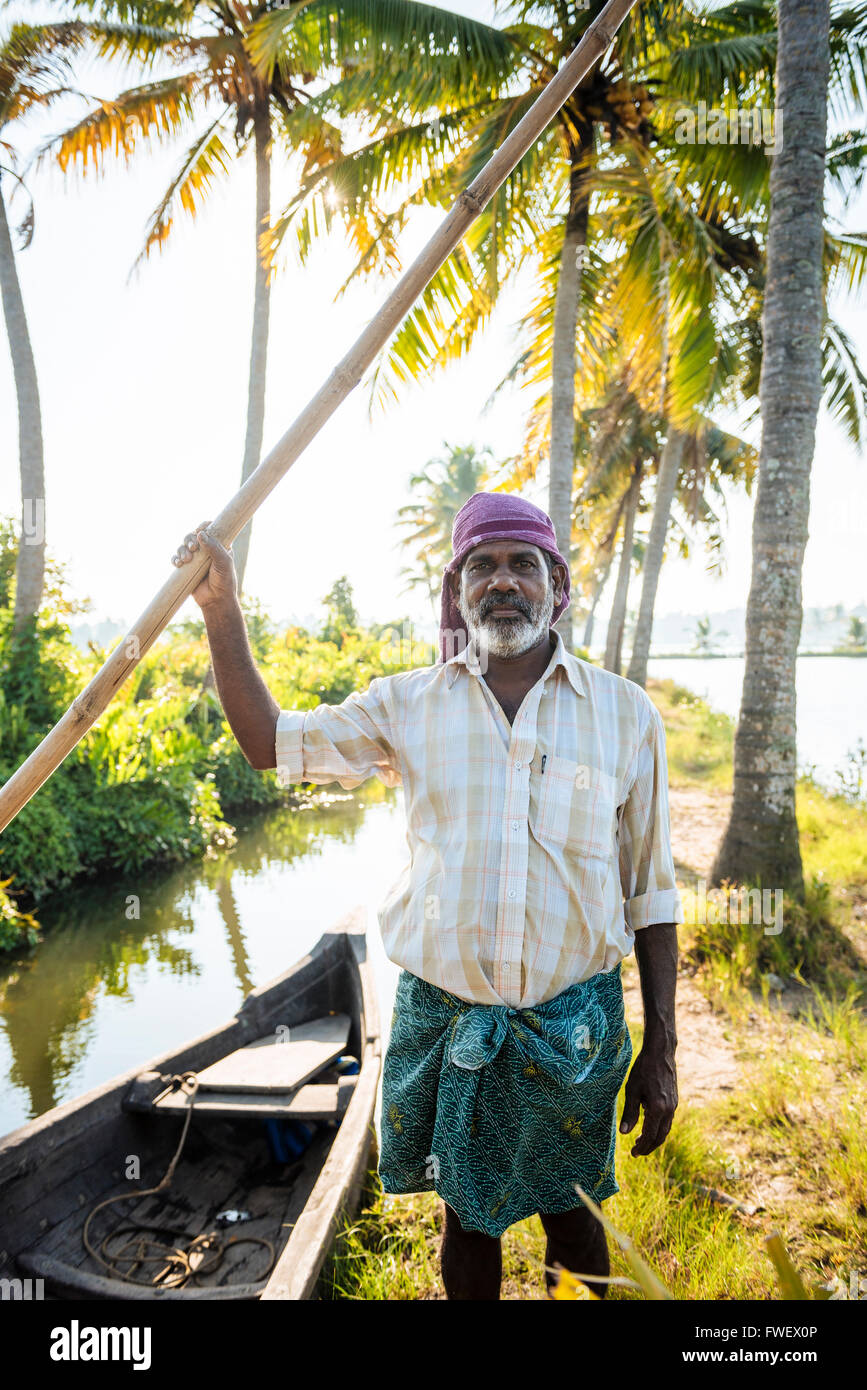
(532, 756, 621, 862)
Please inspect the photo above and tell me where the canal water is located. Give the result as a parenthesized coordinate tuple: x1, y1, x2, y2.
(1, 656, 863, 1136)
(647, 655, 865, 790)
(0, 788, 407, 1135)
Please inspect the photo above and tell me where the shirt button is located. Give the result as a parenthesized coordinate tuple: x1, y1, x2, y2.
(503, 962, 511, 971)
(507, 889, 517, 899)
(511, 821, 519, 831)
(514, 762, 522, 771)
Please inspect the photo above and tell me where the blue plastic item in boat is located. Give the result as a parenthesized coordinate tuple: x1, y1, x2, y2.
(265, 1118, 315, 1163)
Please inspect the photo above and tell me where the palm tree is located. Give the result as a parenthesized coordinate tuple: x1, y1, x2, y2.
(583, 370, 755, 675)
(692, 615, 728, 655)
(0, 172, 43, 632)
(513, 137, 765, 680)
(713, 0, 833, 895)
(260, 0, 741, 649)
(44, 0, 386, 591)
(603, 461, 641, 673)
(274, 0, 866, 668)
(622, 20, 867, 686)
(624, 427, 684, 679)
(581, 545, 614, 648)
(0, 23, 91, 630)
(845, 615, 866, 650)
(395, 442, 490, 612)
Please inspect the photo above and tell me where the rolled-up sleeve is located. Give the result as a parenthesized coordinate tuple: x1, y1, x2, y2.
(618, 701, 684, 930)
(275, 677, 401, 791)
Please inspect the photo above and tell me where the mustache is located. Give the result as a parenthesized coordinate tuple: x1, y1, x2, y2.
(478, 593, 533, 620)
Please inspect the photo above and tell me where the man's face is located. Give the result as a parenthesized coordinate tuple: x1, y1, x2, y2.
(453, 541, 565, 660)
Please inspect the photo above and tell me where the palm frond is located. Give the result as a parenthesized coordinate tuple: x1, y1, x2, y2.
(249, 0, 517, 97)
(825, 227, 867, 298)
(822, 317, 867, 447)
(0, 20, 97, 127)
(131, 111, 233, 269)
(827, 128, 867, 198)
(37, 68, 213, 176)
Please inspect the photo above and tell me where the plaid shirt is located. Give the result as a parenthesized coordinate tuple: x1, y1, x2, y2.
(276, 634, 683, 1009)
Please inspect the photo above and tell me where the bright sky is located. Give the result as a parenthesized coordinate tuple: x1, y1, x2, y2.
(1, 0, 865, 635)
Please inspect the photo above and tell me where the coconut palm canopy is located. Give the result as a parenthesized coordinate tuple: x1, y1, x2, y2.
(252, 0, 867, 662)
(257, 0, 866, 416)
(0, 0, 865, 887)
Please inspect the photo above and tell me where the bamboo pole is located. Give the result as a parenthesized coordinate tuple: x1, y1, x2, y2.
(0, 0, 638, 833)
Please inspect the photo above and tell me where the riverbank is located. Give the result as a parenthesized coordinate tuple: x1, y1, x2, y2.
(321, 677, 867, 1300)
(0, 608, 418, 938)
(646, 649, 866, 658)
(0, 778, 407, 1134)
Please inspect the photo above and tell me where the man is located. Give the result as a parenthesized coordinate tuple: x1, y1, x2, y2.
(172, 491, 682, 1301)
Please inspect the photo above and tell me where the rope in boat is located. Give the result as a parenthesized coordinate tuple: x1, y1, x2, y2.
(82, 1071, 276, 1290)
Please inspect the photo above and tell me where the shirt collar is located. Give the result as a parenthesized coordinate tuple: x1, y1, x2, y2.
(443, 630, 586, 697)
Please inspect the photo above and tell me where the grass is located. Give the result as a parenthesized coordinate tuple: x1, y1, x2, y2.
(651, 679, 734, 789)
(318, 674, 867, 1300)
(708, 993, 867, 1281)
(650, 676, 867, 995)
(798, 781, 867, 895)
(324, 997, 866, 1300)
(322, 1106, 782, 1300)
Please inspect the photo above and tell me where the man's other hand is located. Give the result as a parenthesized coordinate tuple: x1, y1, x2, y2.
(618, 1041, 678, 1156)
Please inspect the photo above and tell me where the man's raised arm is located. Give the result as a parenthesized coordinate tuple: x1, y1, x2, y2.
(172, 524, 279, 770)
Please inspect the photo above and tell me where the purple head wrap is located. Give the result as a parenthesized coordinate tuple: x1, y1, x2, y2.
(439, 491, 570, 662)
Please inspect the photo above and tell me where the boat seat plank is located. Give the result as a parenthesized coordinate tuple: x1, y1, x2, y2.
(193, 1014, 351, 1095)
(146, 1077, 356, 1123)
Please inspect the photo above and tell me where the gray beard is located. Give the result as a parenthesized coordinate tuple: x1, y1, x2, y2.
(458, 583, 555, 662)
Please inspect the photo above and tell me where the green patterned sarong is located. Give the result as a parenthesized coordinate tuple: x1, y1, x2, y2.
(378, 964, 633, 1236)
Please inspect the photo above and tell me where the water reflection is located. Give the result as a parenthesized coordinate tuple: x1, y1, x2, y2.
(0, 897, 201, 1120)
(0, 787, 406, 1135)
(214, 874, 253, 999)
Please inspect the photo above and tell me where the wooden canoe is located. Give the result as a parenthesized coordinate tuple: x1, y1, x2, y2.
(0, 908, 380, 1301)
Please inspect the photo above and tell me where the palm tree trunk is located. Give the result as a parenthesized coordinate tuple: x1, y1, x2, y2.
(549, 140, 591, 651)
(604, 465, 641, 673)
(0, 180, 45, 629)
(712, 0, 829, 896)
(625, 427, 685, 686)
(231, 103, 272, 593)
(582, 546, 614, 649)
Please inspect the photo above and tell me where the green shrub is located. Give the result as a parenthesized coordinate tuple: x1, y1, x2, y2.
(0, 877, 39, 951)
(0, 528, 414, 923)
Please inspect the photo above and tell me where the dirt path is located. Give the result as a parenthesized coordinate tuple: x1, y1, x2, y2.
(621, 783, 739, 1106)
(669, 783, 732, 880)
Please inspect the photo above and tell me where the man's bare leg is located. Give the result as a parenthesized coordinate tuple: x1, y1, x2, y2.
(441, 1202, 502, 1299)
(539, 1206, 609, 1299)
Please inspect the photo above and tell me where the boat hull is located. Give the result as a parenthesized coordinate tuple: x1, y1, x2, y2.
(0, 909, 380, 1301)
